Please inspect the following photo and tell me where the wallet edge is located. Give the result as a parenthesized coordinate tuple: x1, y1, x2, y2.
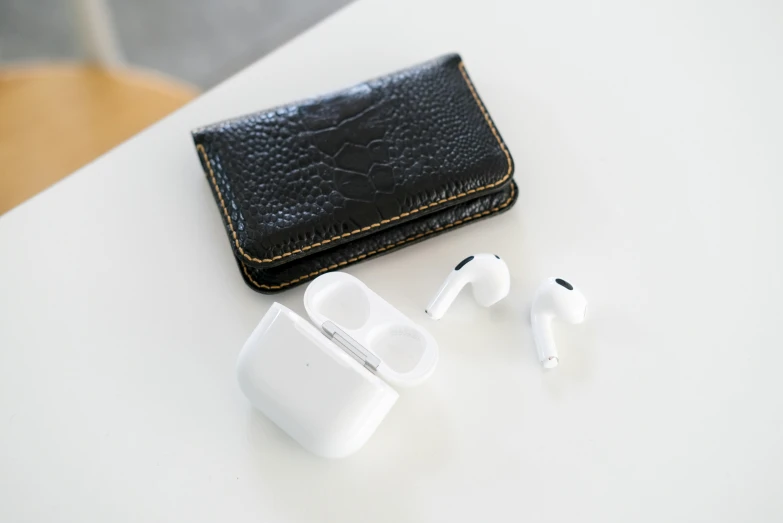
(237, 181, 518, 293)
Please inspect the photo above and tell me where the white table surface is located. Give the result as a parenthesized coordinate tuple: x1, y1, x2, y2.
(2, 0, 783, 521)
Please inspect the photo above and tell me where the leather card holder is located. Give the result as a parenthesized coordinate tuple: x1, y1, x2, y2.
(192, 53, 517, 293)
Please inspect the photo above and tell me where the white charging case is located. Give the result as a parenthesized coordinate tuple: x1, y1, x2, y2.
(236, 272, 439, 458)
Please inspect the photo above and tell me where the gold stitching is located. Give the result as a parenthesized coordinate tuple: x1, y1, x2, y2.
(240, 183, 515, 290)
(196, 61, 512, 267)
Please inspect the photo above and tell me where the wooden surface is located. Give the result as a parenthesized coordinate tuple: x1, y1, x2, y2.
(0, 65, 198, 213)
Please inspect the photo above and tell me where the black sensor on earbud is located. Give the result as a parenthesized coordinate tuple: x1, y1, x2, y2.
(454, 256, 474, 271)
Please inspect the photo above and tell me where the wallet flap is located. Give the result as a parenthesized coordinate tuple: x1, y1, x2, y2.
(193, 54, 513, 269)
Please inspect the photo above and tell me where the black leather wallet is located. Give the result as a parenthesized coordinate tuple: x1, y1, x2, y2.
(193, 54, 517, 293)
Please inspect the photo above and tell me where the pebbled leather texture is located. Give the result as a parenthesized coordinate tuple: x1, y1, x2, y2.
(241, 182, 517, 293)
(193, 53, 517, 293)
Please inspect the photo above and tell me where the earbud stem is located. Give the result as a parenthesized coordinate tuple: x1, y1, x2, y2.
(531, 313, 559, 368)
(425, 274, 467, 320)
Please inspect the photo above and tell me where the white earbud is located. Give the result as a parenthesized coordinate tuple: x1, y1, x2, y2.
(425, 254, 510, 320)
(531, 277, 587, 368)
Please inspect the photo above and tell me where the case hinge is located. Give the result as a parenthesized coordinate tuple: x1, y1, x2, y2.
(322, 321, 380, 372)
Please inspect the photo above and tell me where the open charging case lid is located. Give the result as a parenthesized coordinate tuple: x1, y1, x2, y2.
(303, 272, 438, 387)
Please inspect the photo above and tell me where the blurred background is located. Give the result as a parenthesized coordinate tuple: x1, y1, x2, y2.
(0, 0, 353, 213)
(1, 0, 353, 88)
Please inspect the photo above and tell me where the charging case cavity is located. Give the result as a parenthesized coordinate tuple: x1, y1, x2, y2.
(236, 272, 439, 458)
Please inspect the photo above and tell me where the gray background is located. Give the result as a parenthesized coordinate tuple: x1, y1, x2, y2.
(0, 0, 354, 88)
